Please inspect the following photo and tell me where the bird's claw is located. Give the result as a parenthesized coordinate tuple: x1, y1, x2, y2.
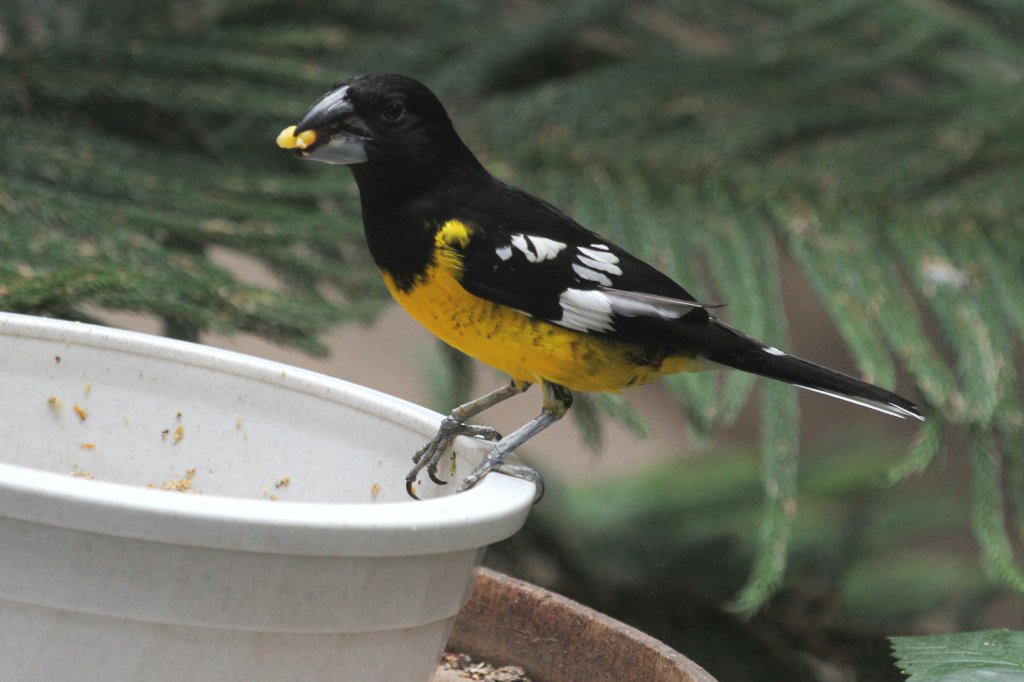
(405, 477, 420, 500)
(427, 466, 447, 486)
(406, 418, 502, 499)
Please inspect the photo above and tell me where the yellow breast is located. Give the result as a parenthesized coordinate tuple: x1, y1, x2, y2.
(380, 220, 702, 391)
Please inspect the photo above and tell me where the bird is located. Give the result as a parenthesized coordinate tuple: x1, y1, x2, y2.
(277, 73, 924, 500)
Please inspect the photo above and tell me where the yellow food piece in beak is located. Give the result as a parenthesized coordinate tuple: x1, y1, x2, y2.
(276, 125, 317, 150)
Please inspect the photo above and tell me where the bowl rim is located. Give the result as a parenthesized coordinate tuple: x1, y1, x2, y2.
(0, 313, 536, 557)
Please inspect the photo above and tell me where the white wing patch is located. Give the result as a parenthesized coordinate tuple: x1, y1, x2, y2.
(555, 287, 709, 333)
(495, 245, 513, 261)
(509, 234, 530, 257)
(764, 346, 786, 356)
(578, 245, 618, 263)
(571, 245, 622, 286)
(602, 288, 705, 320)
(577, 254, 623, 275)
(510, 233, 567, 263)
(572, 263, 613, 286)
(557, 288, 615, 333)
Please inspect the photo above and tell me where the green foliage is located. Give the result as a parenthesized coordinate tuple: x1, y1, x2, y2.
(2, 0, 1023, 610)
(727, 231, 799, 615)
(972, 428, 1024, 593)
(843, 553, 985, 625)
(891, 629, 1024, 681)
(0, 0, 384, 351)
(548, 440, 989, 630)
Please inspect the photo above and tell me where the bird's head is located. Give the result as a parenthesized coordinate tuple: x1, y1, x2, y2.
(278, 74, 471, 182)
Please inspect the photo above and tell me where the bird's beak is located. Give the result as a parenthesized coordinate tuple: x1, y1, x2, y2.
(277, 86, 370, 165)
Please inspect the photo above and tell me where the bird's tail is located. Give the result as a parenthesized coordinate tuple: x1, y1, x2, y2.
(705, 326, 924, 421)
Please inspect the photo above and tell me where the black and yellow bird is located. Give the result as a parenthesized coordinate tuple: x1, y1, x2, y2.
(278, 73, 923, 499)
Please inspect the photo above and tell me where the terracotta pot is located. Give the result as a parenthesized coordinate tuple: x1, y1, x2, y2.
(447, 568, 717, 682)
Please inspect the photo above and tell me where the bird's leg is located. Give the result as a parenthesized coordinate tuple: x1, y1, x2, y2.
(406, 380, 530, 497)
(457, 382, 573, 502)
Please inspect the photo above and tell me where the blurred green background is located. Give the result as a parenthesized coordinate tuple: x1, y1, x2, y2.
(2, 1, 1023, 680)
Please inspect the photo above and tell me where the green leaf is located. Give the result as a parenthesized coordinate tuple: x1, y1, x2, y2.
(891, 629, 1024, 681)
(971, 429, 1024, 593)
(887, 418, 943, 485)
(726, 230, 799, 615)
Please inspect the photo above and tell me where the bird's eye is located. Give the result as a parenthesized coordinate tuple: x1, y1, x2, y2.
(381, 100, 405, 123)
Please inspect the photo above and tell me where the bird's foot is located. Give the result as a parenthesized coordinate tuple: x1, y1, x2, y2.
(405, 417, 501, 498)
(457, 449, 545, 503)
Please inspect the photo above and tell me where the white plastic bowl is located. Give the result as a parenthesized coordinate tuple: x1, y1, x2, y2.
(0, 313, 535, 681)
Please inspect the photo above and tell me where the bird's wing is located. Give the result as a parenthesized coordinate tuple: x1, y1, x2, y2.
(446, 183, 721, 343)
(451, 218, 923, 419)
